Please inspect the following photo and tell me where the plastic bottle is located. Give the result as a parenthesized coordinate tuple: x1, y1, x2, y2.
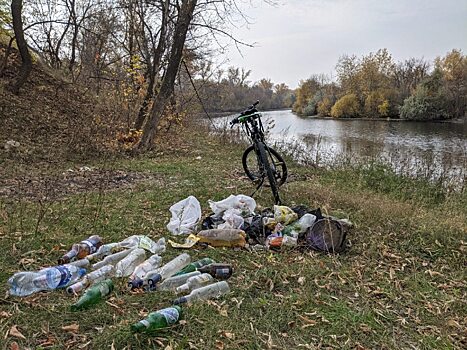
(157, 271, 201, 291)
(118, 236, 166, 254)
(71, 279, 114, 311)
(92, 248, 134, 270)
(172, 281, 230, 305)
(196, 229, 246, 247)
(176, 273, 214, 294)
(68, 258, 90, 268)
(198, 263, 233, 280)
(86, 243, 120, 262)
(131, 306, 182, 333)
(282, 213, 317, 238)
(127, 255, 162, 290)
(66, 265, 115, 294)
(58, 235, 103, 264)
(174, 257, 215, 276)
(115, 248, 146, 277)
(145, 253, 191, 287)
(8, 265, 86, 297)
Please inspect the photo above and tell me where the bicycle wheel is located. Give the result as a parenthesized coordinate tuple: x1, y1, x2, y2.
(242, 144, 288, 186)
(257, 142, 281, 204)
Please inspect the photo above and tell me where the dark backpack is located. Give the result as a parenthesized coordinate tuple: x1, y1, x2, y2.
(305, 218, 348, 253)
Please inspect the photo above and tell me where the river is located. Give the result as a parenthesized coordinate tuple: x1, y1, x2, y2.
(214, 110, 467, 187)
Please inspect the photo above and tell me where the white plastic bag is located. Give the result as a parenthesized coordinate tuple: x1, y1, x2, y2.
(208, 194, 256, 217)
(167, 196, 202, 235)
(218, 208, 244, 230)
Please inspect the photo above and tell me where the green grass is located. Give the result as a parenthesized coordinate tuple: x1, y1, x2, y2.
(0, 128, 465, 349)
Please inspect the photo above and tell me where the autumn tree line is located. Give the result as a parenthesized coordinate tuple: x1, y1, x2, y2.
(293, 48, 467, 120)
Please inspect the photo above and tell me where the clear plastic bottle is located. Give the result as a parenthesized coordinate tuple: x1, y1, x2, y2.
(68, 258, 90, 268)
(8, 265, 86, 297)
(131, 306, 182, 333)
(92, 248, 133, 270)
(145, 253, 191, 287)
(175, 273, 214, 294)
(157, 271, 201, 291)
(172, 281, 230, 305)
(115, 248, 146, 277)
(66, 265, 115, 294)
(174, 257, 215, 276)
(127, 255, 162, 290)
(86, 243, 120, 262)
(118, 236, 166, 254)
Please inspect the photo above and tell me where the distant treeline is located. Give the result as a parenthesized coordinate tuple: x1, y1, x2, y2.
(293, 49, 466, 120)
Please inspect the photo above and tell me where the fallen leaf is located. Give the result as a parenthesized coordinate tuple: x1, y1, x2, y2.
(298, 277, 305, 285)
(1, 311, 12, 318)
(222, 331, 235, 339)
(215, 340, 224, 350)
(9, 325, 26, 340)
(61, 323, 79, 333)
(10, 341, 19, 350)
(447, 319, 460, 328)
(219, 308, 228, 317)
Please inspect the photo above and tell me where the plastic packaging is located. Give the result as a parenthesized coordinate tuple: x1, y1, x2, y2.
(131, 306, 182, 333)
(66, 265, 115, 294)
(71, 279, 114, 311)
(59, 235, 103, 264)
(217, 208, 244, 230)
(208, 194, 256, 217)
(172, 281, 230, 305)
(197, 229, 246, 247)
(157, 271, 201, 291)
(118, 236, 166, 254)
(282, 213, 317, 237)
(198, 263, 233, 280)
(8, 265, 86, 297)
(176, 273, 214, 294)
(145, 253, 191, 286)
(115, 248, 146, 277)
(127, 255, 162, 290)
(166, 196, 202, 235)
(174, 258, 215, 276)
(92, 248, 134, 270)
(273, 205, 298, 225)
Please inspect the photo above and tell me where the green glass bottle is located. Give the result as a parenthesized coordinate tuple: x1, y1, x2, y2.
(174, 258, 215, 276)
(70, 279, 114, 311)
(131, 306, 182, 333)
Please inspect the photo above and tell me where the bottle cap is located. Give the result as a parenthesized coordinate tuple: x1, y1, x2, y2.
(127, 278, 144, 290)
(148, 273, 162, 286)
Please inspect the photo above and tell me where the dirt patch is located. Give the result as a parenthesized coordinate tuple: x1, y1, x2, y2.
(0, 167, 157, 201)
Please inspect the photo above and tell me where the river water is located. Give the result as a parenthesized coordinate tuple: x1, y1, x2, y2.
(214, 110, 467, 187)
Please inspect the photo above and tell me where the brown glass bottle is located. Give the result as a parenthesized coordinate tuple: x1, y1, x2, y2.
(59, 235, 103, 264)
(197, 263, 233, 280)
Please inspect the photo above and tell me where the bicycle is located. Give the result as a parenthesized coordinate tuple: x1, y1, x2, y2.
(230, 101, 288, 204)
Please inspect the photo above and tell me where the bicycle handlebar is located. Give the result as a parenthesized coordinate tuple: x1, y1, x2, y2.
(230, 101, 260, 126)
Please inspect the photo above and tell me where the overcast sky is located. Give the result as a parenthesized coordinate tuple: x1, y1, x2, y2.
(221, 0, 467, 88)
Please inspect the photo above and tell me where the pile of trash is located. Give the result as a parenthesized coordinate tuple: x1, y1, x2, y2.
(167, 194, 352, 253)
(7, 234, 233, 333)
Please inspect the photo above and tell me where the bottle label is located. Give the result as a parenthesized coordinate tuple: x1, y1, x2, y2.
(138, 236, 155, 253)
(140, 320, 150, 328)
(56, 266, 72, 288)
(215, 268, 231, 278)
(158, 307, 180, 325)
(81, 240, 97, 253)
(197, 275, 212, 283)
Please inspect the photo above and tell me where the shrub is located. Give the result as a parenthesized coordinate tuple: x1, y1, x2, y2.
(317, 97, 333, 117)
(330, 94, 361, 118)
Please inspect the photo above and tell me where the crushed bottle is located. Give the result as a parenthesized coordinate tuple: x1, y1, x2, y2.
(58, 235, 103, 264)
(175, 273, 214, 294)
(115, 248, 146, 278)
(131, 306, 182, 333)
(197, 229, 246, 247)
(172, 281, 230, 305)
(8, 265, 86, 297)
(71, 279, 114, 311)
(118, 235, 166, 254)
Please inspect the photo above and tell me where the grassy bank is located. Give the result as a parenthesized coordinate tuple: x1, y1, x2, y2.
(0, 127, 465, 349)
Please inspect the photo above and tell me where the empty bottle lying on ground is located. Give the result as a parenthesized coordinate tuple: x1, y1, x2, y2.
(59, 235, 103, 264)
(71, 279, 114, 311)
(156, 271, 201, 291)
(197, 263, 233, 279)
(145, 253, 191, 287)
(66, 265, 115, 294)
(196, 229, 246, 247)
(172, 281, 230, 305)
(127, 255, 162, 290)
(115, 248, 146, 277)
(118, 235, 166, 254)
(173, 257, 215, 276)
(92, 248, 134, 270)
(8, 265, 86, 297)
(131, 306, 182, 333)
(86, 243, 120, 262)
(175, 273, 214, 294)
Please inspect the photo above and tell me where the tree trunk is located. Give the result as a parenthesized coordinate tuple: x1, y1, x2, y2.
(10, 0, 32, 94)
(138, 0, 197, 150)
